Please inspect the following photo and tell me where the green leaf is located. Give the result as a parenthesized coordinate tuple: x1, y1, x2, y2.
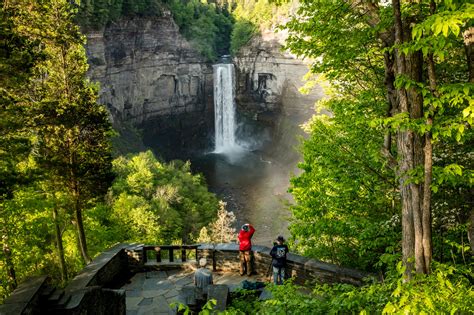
(463, 107, 471, 118)
(450, 24, 460, 36)
(463, 86, 469, 95)
(433, 22, 443, 35)
(442, 24, 449, 37)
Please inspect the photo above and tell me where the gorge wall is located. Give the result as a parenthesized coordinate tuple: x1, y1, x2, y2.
(85, 13, 214, 157)
(233, 29, 322, 158)
(85, 14, 322, 157)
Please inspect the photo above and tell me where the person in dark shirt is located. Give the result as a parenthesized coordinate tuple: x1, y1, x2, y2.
(270, 235, 289, 285)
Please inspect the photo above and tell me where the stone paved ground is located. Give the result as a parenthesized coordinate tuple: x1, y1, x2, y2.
(121, 269, 269, 315)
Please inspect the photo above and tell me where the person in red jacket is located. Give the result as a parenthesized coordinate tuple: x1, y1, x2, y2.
(237, 223, 255, 276)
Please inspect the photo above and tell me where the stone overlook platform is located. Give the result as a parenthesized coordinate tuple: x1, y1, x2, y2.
(0, 243, 368, 315)
(122, 269, 264, 314)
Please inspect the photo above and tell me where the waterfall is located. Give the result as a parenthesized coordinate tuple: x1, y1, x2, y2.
(213, 63, 237, 153)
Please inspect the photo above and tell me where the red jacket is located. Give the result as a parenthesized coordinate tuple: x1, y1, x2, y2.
(238, 224, 255, 251)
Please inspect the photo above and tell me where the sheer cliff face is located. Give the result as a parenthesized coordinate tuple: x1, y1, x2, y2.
(85, 15, 214, 156)
(85, 16, 321, 156)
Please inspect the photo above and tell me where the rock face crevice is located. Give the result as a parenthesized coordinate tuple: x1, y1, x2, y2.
(85, 14, 214, 156)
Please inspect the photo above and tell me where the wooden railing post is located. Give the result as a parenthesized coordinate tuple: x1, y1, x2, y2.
(143, 247, 147, 264)
(141, 245, 201, 264)
(155, 247, 161, 263)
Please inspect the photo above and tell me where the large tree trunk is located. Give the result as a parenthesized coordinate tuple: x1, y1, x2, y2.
(52, 207, 68, 282)
(421, 50, 440, 273)
(392, 0, 427, 277)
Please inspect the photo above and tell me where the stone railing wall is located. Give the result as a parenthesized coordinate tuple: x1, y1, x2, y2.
(0, 276, 49, 315)
(125, 243, 368, 285)
(1, 243, 369, 314)
(196, 244, 368, 286)
(1, 244, 129, 315)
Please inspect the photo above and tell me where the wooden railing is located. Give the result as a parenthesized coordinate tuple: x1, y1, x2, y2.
(142, 245, 199, 264)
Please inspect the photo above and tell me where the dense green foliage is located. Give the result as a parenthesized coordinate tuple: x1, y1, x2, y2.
(223, 263, 473, 314)
(105, 150, 219, 243)
(0, 150, 219, 301)
(0, 0, 220, 302)
(169, 0, 234, 60)
(77, 0, 164, 29)
(1, 0, 113, 295)
(76, 0, 292, 59)
(290, 98, 400, 270)
(286, 0, 473, 273)
(230, 20, 256, 55)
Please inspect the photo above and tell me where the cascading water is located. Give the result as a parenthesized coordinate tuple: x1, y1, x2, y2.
(213, 63, 237, 153)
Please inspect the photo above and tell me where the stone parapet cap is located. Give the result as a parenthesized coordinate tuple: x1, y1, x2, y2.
(66, 243, 128, 293)
(0, 276, 49, 315)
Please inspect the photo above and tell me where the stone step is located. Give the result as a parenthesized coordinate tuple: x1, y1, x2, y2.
(47, 289, 65, 303)
(56, 292, 72, 307)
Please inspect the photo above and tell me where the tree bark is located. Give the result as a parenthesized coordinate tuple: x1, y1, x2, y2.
(420, 50, 439, 274)
(468, 206, 474, 255)
(392, 0, 426, 277)
(72, 179, 91, 264)
(381, 48, 398, 170)
(463, 27, 474, 83)
(74, 206, 91, 264)
(52, 207, 68, 282)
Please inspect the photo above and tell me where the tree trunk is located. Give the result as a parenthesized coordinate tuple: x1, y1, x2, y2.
(420, 52, 439, 274)
(463, 27, 474, 82)
(381, 48, 398, 169)
(74, 206, 91, 264)
(72, 180, 91, 264)
(52, 207, 68, 282)
(468, 207, 474, 255)
(2, 233, 17, 291)
(392, 0, 427, 277)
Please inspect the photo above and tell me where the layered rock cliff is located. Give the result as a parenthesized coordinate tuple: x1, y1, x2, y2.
(234, 29, 321, 116)
(85, 14, 322, 157)
(85, 13, 214, 156)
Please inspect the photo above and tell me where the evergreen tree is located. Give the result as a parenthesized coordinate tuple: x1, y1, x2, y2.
(25, 0, 114, 264)
(0, 0, 44, 293)
(2, 0, 114, 267)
